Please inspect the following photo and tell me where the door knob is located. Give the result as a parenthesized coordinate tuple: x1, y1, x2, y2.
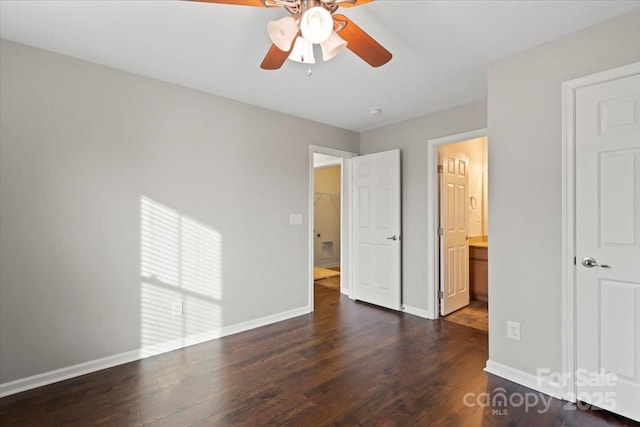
(581, 256, 611, 269)
(386, 235, 399, 241)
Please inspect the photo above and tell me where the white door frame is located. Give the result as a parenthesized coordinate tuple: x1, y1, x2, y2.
(426, 128, 488, 320)
(561, 61, 640, 401)
(309, 145, 357, 310)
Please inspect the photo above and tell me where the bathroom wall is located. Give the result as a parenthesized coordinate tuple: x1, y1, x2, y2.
(444, 137, 488, 238)
(313, 165, 341, 267)
(482, 137, 488, 238)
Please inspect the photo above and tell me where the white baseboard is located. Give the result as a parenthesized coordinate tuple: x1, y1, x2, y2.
(484, 360, 565, 399)
(315, 263, 340, 268)
(0, 305, 310, 398)
(402, 304, 433, 319)
(219, 305, 310, 337)
(0, 350, 142, 398)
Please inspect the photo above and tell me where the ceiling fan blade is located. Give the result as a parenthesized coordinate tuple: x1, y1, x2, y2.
(190, 0, 266, 6)
(260, 43, 290, 70)
(334, 14, 392, 67)
(338, 0, 374, 8)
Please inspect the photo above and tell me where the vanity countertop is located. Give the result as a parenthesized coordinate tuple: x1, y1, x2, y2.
(469, 241, 488, 248)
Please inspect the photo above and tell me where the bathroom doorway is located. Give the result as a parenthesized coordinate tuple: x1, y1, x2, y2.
(437, 136, 488, 331)
(425, 129, 488, 330)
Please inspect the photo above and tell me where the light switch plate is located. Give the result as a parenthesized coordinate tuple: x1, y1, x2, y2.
(289, 214, 303, 225)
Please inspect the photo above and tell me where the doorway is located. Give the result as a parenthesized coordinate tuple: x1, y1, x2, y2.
(426, 128, 488, 323)
(437, 137, 488, 330)
(313, 154, 342, 294)
(308, 146, 402, 313)
(308, 145, 356, 310)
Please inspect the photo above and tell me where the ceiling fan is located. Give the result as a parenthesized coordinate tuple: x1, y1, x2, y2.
(191, 0, 392, 70)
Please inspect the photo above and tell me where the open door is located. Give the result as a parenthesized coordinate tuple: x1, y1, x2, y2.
(439, 145, 470, 315)
(353, 149, 401, 310)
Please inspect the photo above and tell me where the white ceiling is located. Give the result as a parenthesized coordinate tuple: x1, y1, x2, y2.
(314, 153, 341, 168)
(1, 0, 639, 132)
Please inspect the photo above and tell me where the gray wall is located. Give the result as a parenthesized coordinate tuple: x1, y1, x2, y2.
(487, 10, 640, 375)
(359, 102, 488, 312)
(0, 40, 358, 383)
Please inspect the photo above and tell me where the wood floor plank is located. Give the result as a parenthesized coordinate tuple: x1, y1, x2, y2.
(0, 284, 635, 426)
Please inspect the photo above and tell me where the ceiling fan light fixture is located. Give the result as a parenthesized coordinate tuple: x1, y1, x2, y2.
(288, 37, 316, 64)
(321, 31, 347, 61)
(300, 6, 333, 44)
(267, 16, 298, 52)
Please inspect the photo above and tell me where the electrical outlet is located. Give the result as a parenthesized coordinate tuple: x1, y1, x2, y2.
(507, 321, 521, 341)
(171, 301, 183, 317)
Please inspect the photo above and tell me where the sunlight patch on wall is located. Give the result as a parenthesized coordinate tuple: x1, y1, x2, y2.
(140, 197, 222, 356)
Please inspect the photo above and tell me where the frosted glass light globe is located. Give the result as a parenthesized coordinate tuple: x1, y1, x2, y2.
(267, 16, 298, 52)
(288, 37, 316, 64)
(300, 7, 333, 44)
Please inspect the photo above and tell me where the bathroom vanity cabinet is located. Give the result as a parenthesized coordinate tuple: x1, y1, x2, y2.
(469, 244, 488, 302)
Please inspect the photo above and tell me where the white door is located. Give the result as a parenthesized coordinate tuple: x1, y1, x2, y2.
(439, 145, 470, 315)
(575, 72, 640, 422)
(353, 149, 401, 310)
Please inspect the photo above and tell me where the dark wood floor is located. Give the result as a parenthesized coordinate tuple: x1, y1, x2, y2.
(0, 286, 635, 426)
